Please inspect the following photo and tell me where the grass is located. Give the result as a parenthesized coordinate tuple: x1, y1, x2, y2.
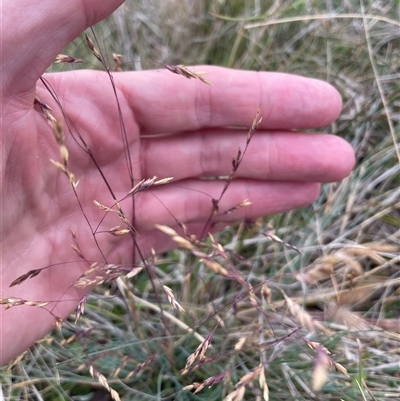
(2, 0, 400, 400)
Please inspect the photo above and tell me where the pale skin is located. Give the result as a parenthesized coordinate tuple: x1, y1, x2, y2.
(0, 0, 355, 365)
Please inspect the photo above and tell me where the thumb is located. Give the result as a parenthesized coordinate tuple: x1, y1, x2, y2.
(2, 0, 124, 96)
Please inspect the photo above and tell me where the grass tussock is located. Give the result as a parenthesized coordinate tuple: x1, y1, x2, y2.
(2, 1, 399, 400)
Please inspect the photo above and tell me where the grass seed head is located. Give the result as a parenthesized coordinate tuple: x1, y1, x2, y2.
(164, 64, 211, 85)
(112, 53, 123, 71)
(84, 32, 102, 62)
(89, 366, 121, 401)
(312, 344, 330, 391)
(54, 54, 82, 63)
(163, 285, 185, 312)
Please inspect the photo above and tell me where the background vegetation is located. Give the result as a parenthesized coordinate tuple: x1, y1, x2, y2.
(2, 0, 399, 400)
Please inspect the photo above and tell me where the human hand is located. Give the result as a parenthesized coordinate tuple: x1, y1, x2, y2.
(1, 0, 354, 365)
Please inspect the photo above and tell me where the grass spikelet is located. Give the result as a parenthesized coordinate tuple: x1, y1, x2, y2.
(124, 354, 157, 379)
(234, 337, 247, 351)
(34, 95, 64, 145)
(231, 148, 242, 172)
(282, 292, 327, 333)
(236, 364, 263, 388)
(259, 367, 269, 401)
(224, 386, 246, 401)
(112, 53, 123, 71)
(155, 224, 195, 250)
(92, 199, 137, 234)
(164, 64, 211, 85)
(331, 360, 348, 377)
(9, 268, 42, 287)
(207, 232, 225, 254)
(108, 225, 131, 236)
(191, 370, 230, 394)
(71, 228, 85, 259)
(125, 266, 143, 279)
(222, 199, 252, 215)
(183, 332, 212, 372)
(261, 282, 272, 304)
(54, 54, 82, 64)
(0, 297, 50, 309)
(75, 295, 88, 324)
(49, 158, 66, 175)
(55, 316, 63, 330)
(201, 258, 229, 277)
(128, 176, 173, 195)
(73, 263, 142, 289)
(305, 339, 349, 390)
(33, 95, 52, 113)
(84, 32, 102, 62)
(247, 103, 262, 143)
(38, 88, 81, 194)
(59, 143, 68, 164)
(163, 285, 185, 312)
(49, 118, 64, 145)
(248, 284, 258, 307)
(74, 263, 120, 288)
(262, 232, 302, 254)
(311, 343, 330, 391)
(93, 199, 110, 211)
(89, 365, 121, 401)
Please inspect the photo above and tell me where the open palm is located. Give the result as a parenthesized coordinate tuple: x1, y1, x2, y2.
(1, 0, 354, 365)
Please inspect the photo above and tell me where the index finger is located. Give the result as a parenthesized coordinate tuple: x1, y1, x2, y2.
(116, 67, 342, 135)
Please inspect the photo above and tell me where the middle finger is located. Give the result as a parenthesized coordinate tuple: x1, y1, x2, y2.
(141, 129, 354, 183)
